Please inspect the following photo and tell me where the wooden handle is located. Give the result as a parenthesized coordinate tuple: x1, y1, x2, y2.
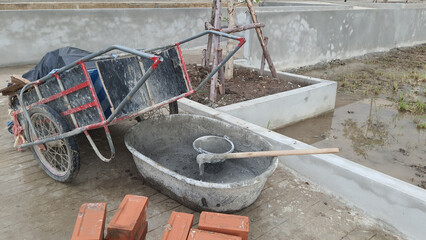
(222, 148, 339, 159)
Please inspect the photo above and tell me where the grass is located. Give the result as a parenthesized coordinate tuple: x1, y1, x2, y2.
(296, 44, 426, 130)
(398, 94, 425, 114)
(415, 100, 425, 114)
(414, 116, 426, 129)
(266, 120, 272, 129)
(392, 81, 398, 92)
(398, 94, 409, 111)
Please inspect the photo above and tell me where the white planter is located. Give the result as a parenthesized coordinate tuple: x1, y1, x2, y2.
(217, 67, 337, 129)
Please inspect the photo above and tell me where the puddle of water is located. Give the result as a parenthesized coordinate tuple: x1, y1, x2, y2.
(276, 97, 425, 188)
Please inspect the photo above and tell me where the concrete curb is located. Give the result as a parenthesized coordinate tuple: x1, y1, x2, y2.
(178, 98, 426, 240)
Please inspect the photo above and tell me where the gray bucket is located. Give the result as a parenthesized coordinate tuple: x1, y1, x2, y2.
(193, 135, 234, 174)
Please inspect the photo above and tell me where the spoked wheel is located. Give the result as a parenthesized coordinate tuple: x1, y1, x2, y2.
(25, 104, 80, 182)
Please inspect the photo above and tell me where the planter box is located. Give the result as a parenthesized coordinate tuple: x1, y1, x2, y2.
(216, 67, 337, 129)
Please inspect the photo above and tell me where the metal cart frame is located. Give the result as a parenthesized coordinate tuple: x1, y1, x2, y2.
(10, 30, 245, 182)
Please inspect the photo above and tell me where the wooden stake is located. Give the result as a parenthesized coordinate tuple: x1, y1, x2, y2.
(218, 49, 225, 95)
(205, 22, 264, 34)
(204, 0, 217, 68)
(221, 23, 264, 34)
(210, 0, 222, 102)
(201, 49, 207, 67)
(246, 0, 278, 79)
(259, 36, 268, 77)
(225, 0, 235, 81)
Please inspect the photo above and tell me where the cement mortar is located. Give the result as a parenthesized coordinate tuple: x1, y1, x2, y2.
(149, 144, 270, 182)
(127, 114, 273, 183)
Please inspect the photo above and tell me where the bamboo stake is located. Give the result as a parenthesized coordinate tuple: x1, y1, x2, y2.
(225, 0, 235, 81)
(201, 49, 207, 67)
(204, 0, 217, 68)
(210, 0, 222, 102)
(246, 0, 278, 79)
(259, 36, 268, 77)
(222, 23, 264, 34)
(205, 22, 264, 34)
(218, 49, 225, 95)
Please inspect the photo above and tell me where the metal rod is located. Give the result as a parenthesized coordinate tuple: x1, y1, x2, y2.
(148, 30, 242, 53)
(85, 131, 115, 163)
(18, 127, 86, 149)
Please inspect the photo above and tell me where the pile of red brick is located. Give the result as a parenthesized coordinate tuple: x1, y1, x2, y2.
(162, 211, 249, 240)
(71, 194, 249, 240)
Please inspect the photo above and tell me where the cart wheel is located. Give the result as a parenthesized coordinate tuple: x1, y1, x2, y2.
(25, 104, 80, 182)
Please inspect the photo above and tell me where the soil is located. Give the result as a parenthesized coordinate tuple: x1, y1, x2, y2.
(291, 43, 426, 122)
(187, 64, 308, 107)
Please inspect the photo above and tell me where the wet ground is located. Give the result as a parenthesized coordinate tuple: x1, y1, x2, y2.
(276, 95, 426, 189)
(0, 65, 400, 239)
(279, 44, 426, 189)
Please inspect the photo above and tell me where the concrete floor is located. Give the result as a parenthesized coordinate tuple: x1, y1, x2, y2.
(0, 66, 401, 239)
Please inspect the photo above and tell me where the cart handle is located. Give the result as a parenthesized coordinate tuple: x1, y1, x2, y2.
(145, 30, 246, 92)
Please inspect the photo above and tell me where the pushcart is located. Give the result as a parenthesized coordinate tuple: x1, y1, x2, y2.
(9, 30, 245, 182)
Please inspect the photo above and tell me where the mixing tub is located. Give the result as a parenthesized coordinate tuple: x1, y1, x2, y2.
(125, 114, 278, 212)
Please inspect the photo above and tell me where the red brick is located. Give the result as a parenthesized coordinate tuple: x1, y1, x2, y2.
(134, 221, 148, 240)
(71, 203, 107, 240)
(187, 228, 242, 240)
(106, 195, 148, 240)
(198, 212, 249, 240)
(161, 211, 194, 240)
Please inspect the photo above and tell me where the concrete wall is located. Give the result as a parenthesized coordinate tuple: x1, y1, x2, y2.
(246, 7, 426, 69)
(0, 8, 211, 67)
(1, 6, 425, 68)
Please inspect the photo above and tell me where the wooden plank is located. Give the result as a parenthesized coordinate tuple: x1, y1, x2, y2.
(97, 56, 151, 118)
(139, 49, 189, 104)
(11, 75, 31, 85)
(0, 75, 32, 96)
(96, 62, 115, 113)
(0, 84, 22, 96)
